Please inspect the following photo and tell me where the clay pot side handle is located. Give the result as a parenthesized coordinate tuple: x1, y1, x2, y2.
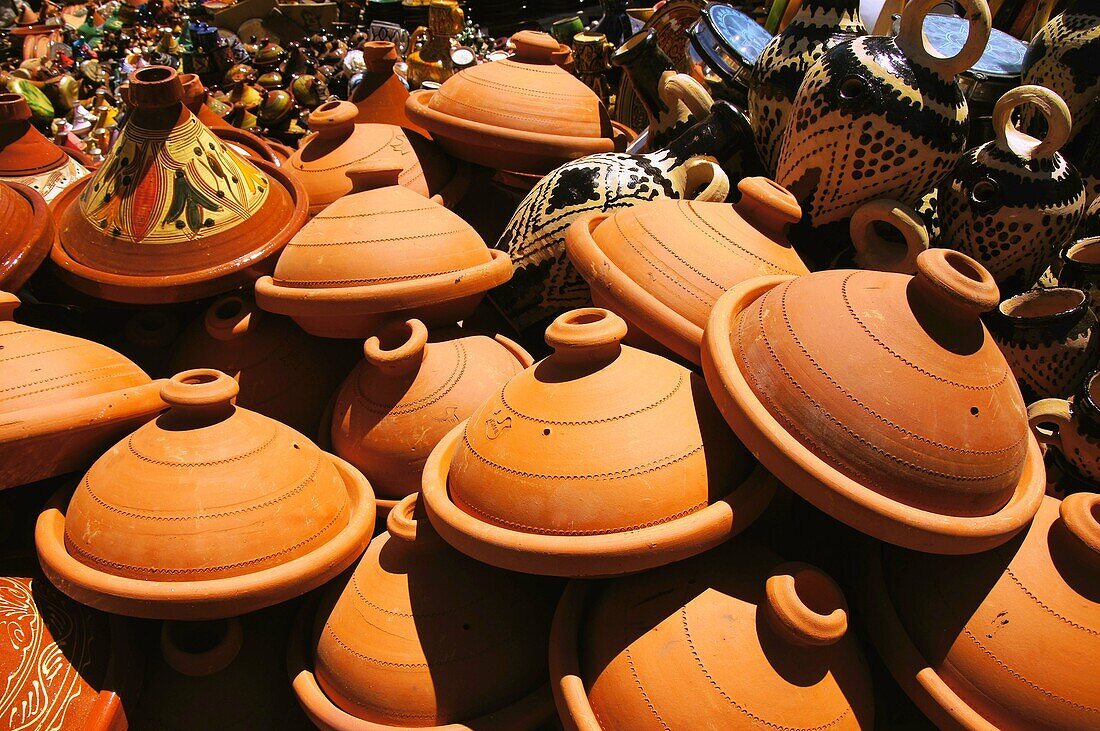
(911, 249, 1000, 321)
(363, 318, 429, 376)
(660, 71, 714, 119)
(160, 618, 244, 677)
(429, 160, 471, 209)
(204, 295, 260, 341)
(386, 493, 445, 547)
(545, 307, 628, 366)
(1060, 492, 1100, 558)
(734, 177, 802, 235)
(1027, 397, 1073, 449)
(850, 199, 929, 274)
(681, 157, 730, 203)
(993, 84, 1072, 160)
(896, 0, 991, 79)
(763, 562, 848, 646)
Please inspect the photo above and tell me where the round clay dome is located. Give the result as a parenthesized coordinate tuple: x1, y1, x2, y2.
(0, 180, 55, 291)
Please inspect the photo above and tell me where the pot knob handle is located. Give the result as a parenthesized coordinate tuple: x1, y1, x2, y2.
(1060, 492, 1100, 562)
(364, 319, 429, 376)
(764, 562, 848, 646)
(912, 249, 1000, 320)
(0, 292, 19, 321)
(127, 65, 183, 108)
(511, 30, 560, 64)
(161, 369, 239, 425)
(734, 177, 801, 234)
(204, 295, 260, 341)
(897, 0, 991, 79)
(545, 308, 628, 366)
(308, 99, 358, 138)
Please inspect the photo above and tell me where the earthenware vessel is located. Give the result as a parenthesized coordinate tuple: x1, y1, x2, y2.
(702, 249, 1046, 553)
(405, 30, 630, 174)
(0, 180, 54, 291)
(35, 368, 376, 619)
(421, 308, 777, 577)
(748, 0, 866, 177)
(349, 41, 427, 134)
(989, 287, 1099, 402)
(0, 92, 89, 201)
(406, 0, 464, 90)
(0, 293, 166, 492)
(775, 0, 991, 229)
(865, 492, 1100, 730)
(329, 320, 532, 518)
(1029, 370, 1100, 484)
(573, 32, 615, 108)
(551, 539, 874, 729)
(289, 494, 561, 729)
(50, 66, 308, 304)
(939, 86, 1086, 294)
(1052, 237, 1100, 310)
(168, 294, 359, 435)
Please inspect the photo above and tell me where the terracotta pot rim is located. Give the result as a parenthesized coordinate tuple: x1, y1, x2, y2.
(48, 159, 308, 304)
(34, 455, 376, 620)
(419, 420, 777, 577)
(212, 126, 280, 165)
(700, 276, 1046, 554)
(994, 286, 1089, 326)
(0, 181, 55, 291)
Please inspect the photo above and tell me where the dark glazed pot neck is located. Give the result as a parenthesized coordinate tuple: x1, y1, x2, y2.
(612, 30, 675, 119)
(1074, 372, 1100, 435)
(664, 101, 761, 173)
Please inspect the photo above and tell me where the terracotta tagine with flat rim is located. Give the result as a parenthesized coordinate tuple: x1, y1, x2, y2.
(50, 66, 308, 305)
(865, 492, 1100, 730)
(35, 368, 376, 620)
(551, 539, 875, 729)
(255, 169, 513, 339)
(289, 494, 561, 730)
(420, 308, 777, 577)
(0, 92, 89, 202)
(0, 293, 166, 492)
(330, 319, 532, 517)
(286, 100, 462, 217)
(0, 180, 54, 291)
(350, 41, 429, 135)
(701, 248, 1046, 554)
(405, 30, 630, 174)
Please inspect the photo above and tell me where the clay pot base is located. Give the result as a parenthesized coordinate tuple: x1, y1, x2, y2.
(34, 455, 375, 619)
(701, 276, 1047, 554)
(420, 420, 778, 577)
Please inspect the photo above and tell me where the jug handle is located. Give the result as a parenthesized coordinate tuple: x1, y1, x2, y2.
(660, 71, 714, 119)
(1029, 0, 1058, 40)
(681, 157, 729, 202)
(1028, 398, 1072, 449)
(897, 0, 991, 79)
(994, 84, 1072, 160)
(850, 199, 929, 274)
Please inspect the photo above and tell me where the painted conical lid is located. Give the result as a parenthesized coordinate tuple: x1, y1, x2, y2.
(0, 93, 88, 200)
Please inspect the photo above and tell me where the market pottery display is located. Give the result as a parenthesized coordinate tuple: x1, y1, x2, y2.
(1051, 237, 1100, 310)
(0, 292, 166, 492)
(0, 180, 54, 291)
(421, 307, 777, 577)
(775, 0, 992, 230)
(701, 248, 1046, 553)
(864, 492, 1100, 730)
(550, 539, 875, 730)
(289, 494, 561, 729)
(989, 287, 1099, 402)
(348, 40, 428, 134)
(748, 0, 866, 177)
(329, 319, 532, 516)
(50, 66, 308, 304)
(35, 368, 376, 619)
(178, 72, 232, 129)
(0, 92, 89, 202)
(405, 30, 630, 174)
(255, 171, 513, 339)
(1029, 370, 1100, 484)
(168, 294, 359, 435)
(285, 100, 461, 216)
(405, 0, 465, 89)
(938, 85, 1086, 294)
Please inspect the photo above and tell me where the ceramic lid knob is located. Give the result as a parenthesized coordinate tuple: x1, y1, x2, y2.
(363, 318, 428, 376)
(0, 92, 31, 122)
(734, 177, 802, 235)
(1060, 492, 1100, 569)
(362, 41, 399, 71)
(308, 100, 358, 139)
(543, 307, 628, 366)
(159, 368, 239, 426)
(161, 618, 243, 677)
(203, 295, 261, 341)
(763, 562, 848, 647)
(511, 30, 560, 63)
(911, 248, 1000, 322)
(127, 65, 184, 109)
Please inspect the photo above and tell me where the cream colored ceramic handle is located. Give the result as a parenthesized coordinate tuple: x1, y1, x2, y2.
(994, 85, 1072, 160)
(1027, 397, 1073, 448)
(850, 199, 929, 274)
(764, 562, 848, 646)
(897, 0, 991, 79)
(682, 157, 730, 202)
(1029, 0, 1058, 39)
(660, 71, 714, 118)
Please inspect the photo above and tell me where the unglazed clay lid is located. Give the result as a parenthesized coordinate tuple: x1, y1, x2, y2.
(405, 30, 625, 174)
(50, 66, 308, 304)
(864, 493, 1100, 729)
(701, 248, 1046, 554)
(0, 292, 166, 491)
(289, 494, 560, 730)
(551, 540, 875, 730)
(565, 177, 807, 365)
(420, 308, 777, 577)
(35, 368, 376, 620)
(0, 180, 54, 291)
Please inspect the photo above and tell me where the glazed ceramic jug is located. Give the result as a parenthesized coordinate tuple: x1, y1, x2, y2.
(1029, 370, 1100, 484)
(1050, 237, 1100, 309)
(748, 0, 866, 177)
(573, 32, 615, 107)
(406, 0, 464, 89)
(939, 85, 1086, 294)
(0, 180, 54, 291)
(0, 92, 89, 201)
(775, 0, 992, 230)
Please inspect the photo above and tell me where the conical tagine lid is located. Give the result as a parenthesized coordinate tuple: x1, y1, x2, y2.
(35, 369, 376, 619)
(0, 92, 89, 202)
(50, 66, 308, 304)
(421, 308, 777, 577)
(0, 180, 54, 291)
(701, 248, 1046, 553)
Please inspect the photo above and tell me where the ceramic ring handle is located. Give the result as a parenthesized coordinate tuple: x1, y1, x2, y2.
(161, 368, 240, 410)
(545, 308, 629, 364)
(204, 295, 259, 341)
(993, 85, 1072, 160)
(913, 249, 1000, 319)
(682, 157, 730, 203)
(1060, 492, 1100, 558)
(364, 318, 429, 375)
(308, 100, 358, 137)
(897, 0, 991, 79)
(161, 618, 244, 677)
(661, 71, 714, 119)
(1027, 397, 1072, 449)
(764, 562, 848, 646)
(850, 199, 929, 274)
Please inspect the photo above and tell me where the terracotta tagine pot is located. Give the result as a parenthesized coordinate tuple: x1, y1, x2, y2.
(0, 92, 89, 202)
(939, 85, 1086, 295)
(405, 30, 630, 175)
(865, 492, 1100, 730)
(0, 293, 166, 492)
(35, 368, 376, 620)
(168, 294, 359, 435)
(775, 0, 991, 230)
(0, 552, 142, 731)
(989, 287, 1099, 403)
(329, 319, 532, 517)
(701, 248, 1046, 553)
(551, 539, 875, 730)
(286, 100, 462, 217)
(50, 66, 308, 305)
(255, 169, 513, 339)
(421, 308, 777, 577)
(289, 494, 562, 730)
(1029, 370, 1100, 485)
(349, 41, 428, 135)
(0, 180, 54, 291)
